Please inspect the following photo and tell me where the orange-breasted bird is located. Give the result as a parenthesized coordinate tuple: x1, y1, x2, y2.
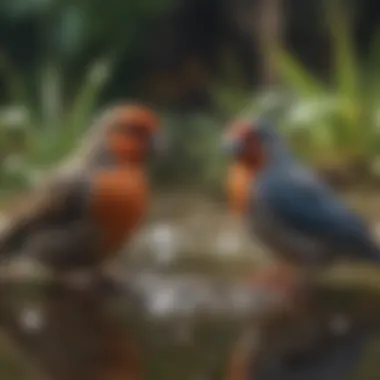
(0, 102, 166, 279)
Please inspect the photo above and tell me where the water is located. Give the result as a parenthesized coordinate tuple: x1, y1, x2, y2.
(1, 192, 380, 379)
(0, 278, 269, 380)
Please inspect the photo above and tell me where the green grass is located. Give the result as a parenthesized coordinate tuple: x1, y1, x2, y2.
(2, 2, 380, 194)
(266, 1, 380, 173)
(0, 52, 118, 197)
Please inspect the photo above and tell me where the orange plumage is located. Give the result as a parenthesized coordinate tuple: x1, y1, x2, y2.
(223, 120, 265, 217)
(227, 162, 255, 216)
(91, 167, 149, 254)
(0, 103, 164, 274)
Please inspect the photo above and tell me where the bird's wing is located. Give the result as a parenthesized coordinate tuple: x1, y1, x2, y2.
(0, 171, 92, 255)
(259, 167, 370, 243)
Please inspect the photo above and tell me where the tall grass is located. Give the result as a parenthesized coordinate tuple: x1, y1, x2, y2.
(2, 0, 380, 196)
(270, 0, 380, 175)
(0, 52, 117, 197)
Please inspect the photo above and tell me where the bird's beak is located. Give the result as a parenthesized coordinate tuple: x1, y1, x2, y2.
(152, 132, 170, 156)
(221, 136, 242, 158)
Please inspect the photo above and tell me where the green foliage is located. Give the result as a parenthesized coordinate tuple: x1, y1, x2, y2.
(1, 0, 380, 195)
(0, 53, 116, 196)
(153, 113, 228, 193)
(270, 1, 380, 173)
(0, 0, 174, 195)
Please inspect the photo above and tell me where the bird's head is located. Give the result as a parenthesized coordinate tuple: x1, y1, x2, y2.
(88, 103, 167, 166)
(221, 118, 281, 171)
(221, 119, 284, 215)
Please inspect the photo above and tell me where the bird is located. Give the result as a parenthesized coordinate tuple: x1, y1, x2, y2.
(0, 102, 166, 283)
(221, 119, 380, 266)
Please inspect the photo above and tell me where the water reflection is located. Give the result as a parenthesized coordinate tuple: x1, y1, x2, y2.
(0, 274, 261, 380)
(126, 272, 258, 319)
(0, 284, 144, 380)
(1, 265, 380, 380)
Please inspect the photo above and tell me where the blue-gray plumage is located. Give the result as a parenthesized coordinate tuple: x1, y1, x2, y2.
(224, 121, 380, 265)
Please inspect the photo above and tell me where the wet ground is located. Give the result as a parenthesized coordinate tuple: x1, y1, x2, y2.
(0, 282, 244, 380)
(6, 270, 301, 380)
(1, 191, 380, 379)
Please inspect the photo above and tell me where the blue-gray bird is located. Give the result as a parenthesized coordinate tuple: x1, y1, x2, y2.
(222, 119, 380, 266)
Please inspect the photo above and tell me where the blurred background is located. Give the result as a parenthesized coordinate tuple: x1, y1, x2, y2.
(2, 0, 380, 379)
(2, 0, 380, 194)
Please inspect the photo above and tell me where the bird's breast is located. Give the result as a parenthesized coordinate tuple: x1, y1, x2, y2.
(90, 168, 149, 254)
(227, 163, 255, 216)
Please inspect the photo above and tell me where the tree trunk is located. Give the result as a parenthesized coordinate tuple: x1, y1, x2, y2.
(254, 0, 284, 88)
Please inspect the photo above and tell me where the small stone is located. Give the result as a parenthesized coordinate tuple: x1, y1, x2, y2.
(20, 308, 43, 332)
(329, 313, 351, 336)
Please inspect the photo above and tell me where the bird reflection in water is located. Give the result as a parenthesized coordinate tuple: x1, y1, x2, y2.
(226, 265, 380, 380)
(0, 283, 144, 380)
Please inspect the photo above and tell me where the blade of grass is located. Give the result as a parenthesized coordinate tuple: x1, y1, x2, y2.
(0, 51, 36, 125)
(365, 28, 380, 157)
(64, 52, 118, 143)
(325, 0, 362, 156)
(326, 0, 358, 100)
(273, 47, 326, 97)
(39, 59, 63, 132)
